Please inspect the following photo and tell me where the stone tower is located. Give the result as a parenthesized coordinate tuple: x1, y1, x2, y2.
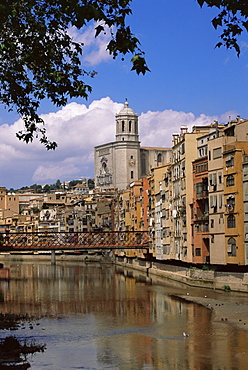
(94, 101, 141, 190)
(114, 101, 140, 189)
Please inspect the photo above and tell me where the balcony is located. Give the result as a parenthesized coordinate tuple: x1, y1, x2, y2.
(194, 210, 209, 221)
(196, 190, 208, 199)
(195, 182, 208, 199)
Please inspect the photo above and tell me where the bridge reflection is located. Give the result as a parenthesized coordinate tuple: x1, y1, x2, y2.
(0, 231, 149, 252)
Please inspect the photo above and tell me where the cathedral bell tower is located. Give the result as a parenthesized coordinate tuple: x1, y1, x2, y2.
(115, 101, 139, 142)
(114, 101, 140, 189)
(94, 101, 140, 190)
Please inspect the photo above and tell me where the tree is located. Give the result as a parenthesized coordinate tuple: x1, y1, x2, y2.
(88, 179, 95, 189)
(0, 0, 149, 149)
(1, 1, 247, 150)
(197, 1, 248, 56)
(55, 179, 62, 189)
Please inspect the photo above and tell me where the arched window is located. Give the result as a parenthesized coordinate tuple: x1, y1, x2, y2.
(131, 171, 134, 179)
(226, 174, 234, 187)
(102, 162, 107, 174)
(227, 214, 235, 228)
(226, 195, 235, 212)
(135, 121, 138, 134)
(129, 120, 132, 132)
(227, 237, 236, 256)
(122, 121, 125, 132)
(226, 156, 234, 167)
(157, 153, 162, 165)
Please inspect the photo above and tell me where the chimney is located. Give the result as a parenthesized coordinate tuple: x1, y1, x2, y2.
(180, 125, 188, 135)
(214, 120, 219, 138)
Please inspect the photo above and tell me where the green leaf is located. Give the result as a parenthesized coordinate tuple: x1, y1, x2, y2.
(95, 24, 104, 38)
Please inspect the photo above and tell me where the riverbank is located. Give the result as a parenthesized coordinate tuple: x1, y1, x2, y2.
(115, 257, 248, 293)
(177, 294, 248, 333)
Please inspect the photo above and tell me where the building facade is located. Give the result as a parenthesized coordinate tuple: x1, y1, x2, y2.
(94, 101, 172, 190)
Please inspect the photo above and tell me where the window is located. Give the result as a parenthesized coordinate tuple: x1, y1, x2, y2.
(226, 156, 234, 167)
(227, 237, 236, 256)
(122, 121, 125, 132)
(226, 174, 234, 187)
(209, 173, 217, 187)
(226, 195, 235, 212)
(131, 171, 134, 179)
(219, 194, 223, 209)
(211, 219, 214, 228)
(196, 182, 203, 198)
(195, 248, 201, 256)
(195, 162, 208, 173)
(157, 153, 162, 164)
(227, 214, 236, 228)
(210, 195, 217, 212)
(218, 172, 222, 184)
(213, 147, 222, 159)
(129, 120, 132, 132)
(135, 121, 138, 133)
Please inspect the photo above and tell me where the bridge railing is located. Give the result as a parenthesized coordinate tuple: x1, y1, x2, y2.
(0, 231, 150, 250)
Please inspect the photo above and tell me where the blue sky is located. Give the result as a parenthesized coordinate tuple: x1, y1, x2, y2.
(0, 0, 248, 189)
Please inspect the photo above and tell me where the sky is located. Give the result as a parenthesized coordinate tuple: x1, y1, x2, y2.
(1, 0, 248, 189)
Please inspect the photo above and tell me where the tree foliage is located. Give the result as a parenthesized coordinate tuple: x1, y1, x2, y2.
(1, 1, 247, 150)
(0, 0, 149, 149)
(197, 0, 248, 56)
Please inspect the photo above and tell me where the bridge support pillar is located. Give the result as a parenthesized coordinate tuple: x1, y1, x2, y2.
(51, 250, 56, 265)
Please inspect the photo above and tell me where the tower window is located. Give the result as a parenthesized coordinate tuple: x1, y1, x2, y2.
(129, 121, 132, 132)
(122, 121, 125, 132)
(131, 171, 134, 179)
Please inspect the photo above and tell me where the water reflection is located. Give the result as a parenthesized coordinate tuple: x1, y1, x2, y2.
(0, 261, 247, 369)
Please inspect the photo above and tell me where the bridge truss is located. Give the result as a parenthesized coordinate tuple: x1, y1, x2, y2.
(0, 231, 149, 252)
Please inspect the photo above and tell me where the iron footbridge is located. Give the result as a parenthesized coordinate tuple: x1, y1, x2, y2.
(0, 231, 149, 253)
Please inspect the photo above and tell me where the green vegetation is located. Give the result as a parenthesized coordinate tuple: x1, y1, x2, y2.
(0, 0, 149, 149)
(8, 178, 95, 194)
(197, 1, 248, 57)
(223, 285, 231, 291)
(0, 1, 246, 149)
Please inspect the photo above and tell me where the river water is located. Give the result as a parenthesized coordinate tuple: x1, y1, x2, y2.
(0, 261, 247, 369)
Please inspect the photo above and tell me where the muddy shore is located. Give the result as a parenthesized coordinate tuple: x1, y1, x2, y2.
(178, 294, 248, 332)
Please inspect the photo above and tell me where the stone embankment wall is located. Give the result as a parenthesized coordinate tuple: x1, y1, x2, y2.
(1, 253, 248, 292)
(115, 257, 248, 293)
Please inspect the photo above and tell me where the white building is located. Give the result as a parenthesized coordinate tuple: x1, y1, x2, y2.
(94, 101, 172, 190)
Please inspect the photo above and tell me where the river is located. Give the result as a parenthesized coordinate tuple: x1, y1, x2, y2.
(0, 260, 247, 369)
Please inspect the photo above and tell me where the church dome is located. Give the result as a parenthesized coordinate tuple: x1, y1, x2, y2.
(117, 101, 136, 116)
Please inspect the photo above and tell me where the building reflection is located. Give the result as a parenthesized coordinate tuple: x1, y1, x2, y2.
(0, 262, 247, 369)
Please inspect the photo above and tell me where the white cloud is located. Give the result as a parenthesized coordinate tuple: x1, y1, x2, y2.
(139, 109, 218, 147)
(68, 23, 112, 66)
(0, 97, 238, 189)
